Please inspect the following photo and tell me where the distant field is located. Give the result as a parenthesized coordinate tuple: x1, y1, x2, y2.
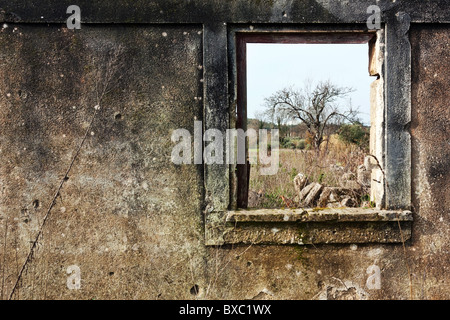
(248, 135, 366, 208)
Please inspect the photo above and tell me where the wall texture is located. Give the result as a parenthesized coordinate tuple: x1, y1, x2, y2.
(0, 24, 206, 299)
(410, 24, 450, 299)
(0, 0, 448, 300)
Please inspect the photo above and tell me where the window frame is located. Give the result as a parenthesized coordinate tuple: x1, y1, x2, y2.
(204, 23, 413, 246)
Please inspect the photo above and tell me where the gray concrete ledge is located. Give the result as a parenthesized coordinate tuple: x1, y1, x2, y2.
(211, 208, 413, 245)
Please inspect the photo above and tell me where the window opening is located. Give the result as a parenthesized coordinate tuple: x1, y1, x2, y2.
(235, 33, 378, 210)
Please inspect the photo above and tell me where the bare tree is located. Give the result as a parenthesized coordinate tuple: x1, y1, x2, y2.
(253, 111, 267, 131)
(264, 80, 358, 150)
(263, 102, 292, 139)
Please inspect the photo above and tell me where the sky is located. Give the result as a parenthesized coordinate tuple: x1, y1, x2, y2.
(246, 43, 375, 126)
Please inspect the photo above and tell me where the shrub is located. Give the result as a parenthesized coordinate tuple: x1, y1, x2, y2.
(296, 139, 306, 150)
(280, 137, 295, 149)
(338, 123, 369, 151)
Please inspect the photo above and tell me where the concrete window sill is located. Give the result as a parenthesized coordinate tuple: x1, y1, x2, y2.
(219, 208, 412, 245)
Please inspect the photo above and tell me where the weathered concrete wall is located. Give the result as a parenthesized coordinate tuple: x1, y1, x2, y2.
(0, 1, 448, 300)
(0, 0, 449, 24)
(410, 24, 450, 299)
(0, 24, 206, 299)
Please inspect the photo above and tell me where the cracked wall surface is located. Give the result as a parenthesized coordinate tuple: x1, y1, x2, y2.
(0, 1, 449, 300)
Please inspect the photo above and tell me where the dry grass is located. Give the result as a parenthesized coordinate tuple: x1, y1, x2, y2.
(249, 134, 367, 208)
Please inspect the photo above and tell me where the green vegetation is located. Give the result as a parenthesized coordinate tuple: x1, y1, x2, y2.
(280, 137, 307, 150)
(338, 122, 370, 151)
